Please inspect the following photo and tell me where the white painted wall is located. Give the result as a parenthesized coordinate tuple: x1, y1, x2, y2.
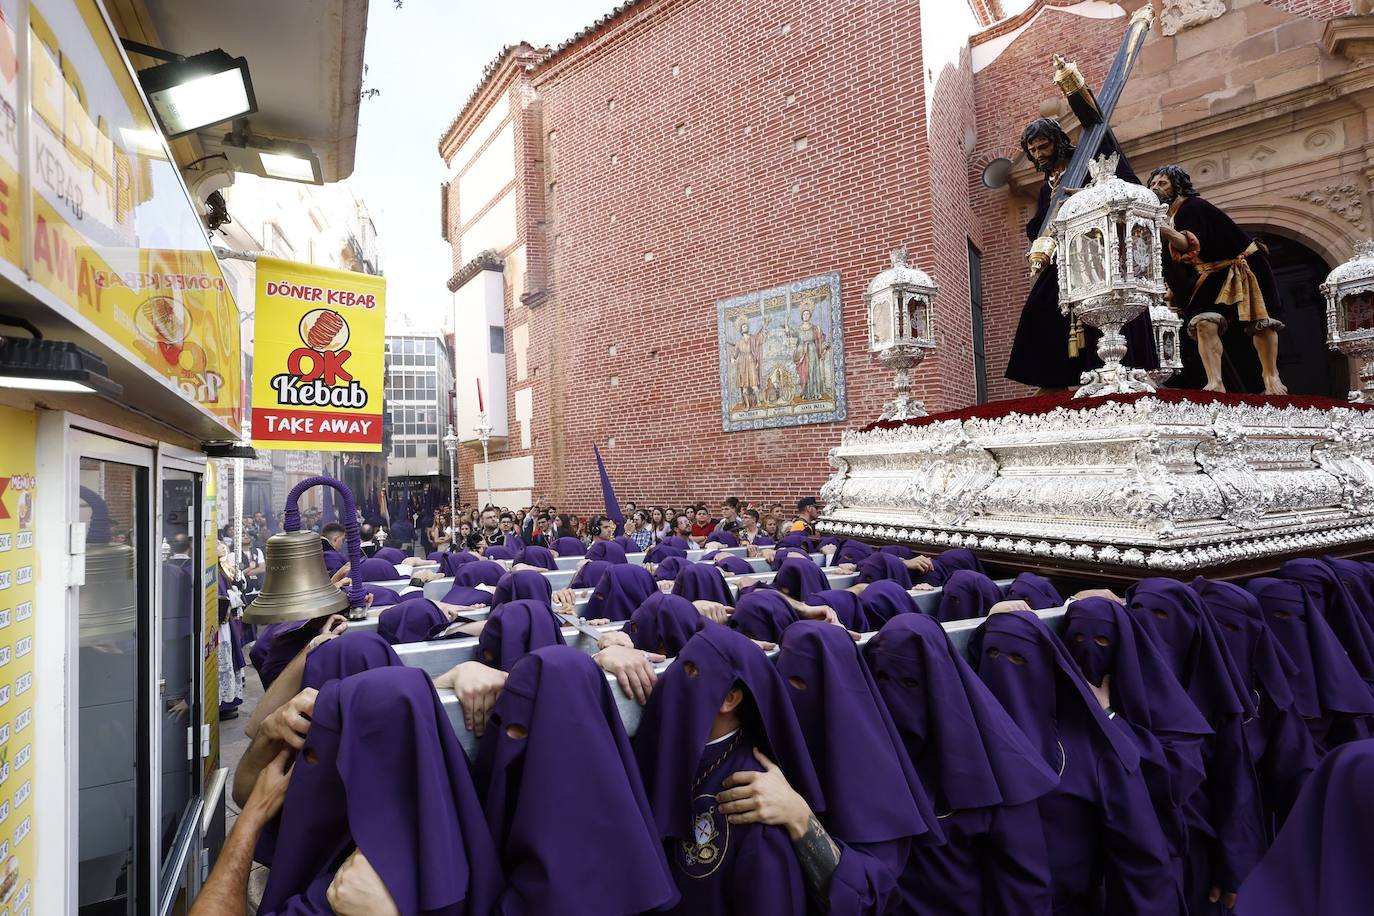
(448, 101, 510, 180)
(457, 121, 515, 227)
(452, 268, 509, 443)
(459, 190, 517, 265)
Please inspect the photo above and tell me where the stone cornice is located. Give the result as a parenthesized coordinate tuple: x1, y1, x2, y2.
(446, 250, 504, 293)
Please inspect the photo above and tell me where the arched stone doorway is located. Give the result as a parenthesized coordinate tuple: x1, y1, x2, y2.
(1253, 232, 1345, 399)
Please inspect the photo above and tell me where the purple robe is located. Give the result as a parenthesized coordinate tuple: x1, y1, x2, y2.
(441, 551, 481, 576)
(492, 571, 554, 608)
(857, 552, 913, 590)
(570, 559, 612, 590)
(482, 545, 516, 562)
(715, 555, 754, 576)
(323, 548, 347, 575)
(729, 591, 800, 643)
(477, 599, 566, 672)
(661, 536, 692, 551)
(1193, 578, 1319, 831)
(257, 667, 503, 915)
(377, 598, 449, 645)
(766, 546, 812, 572)
(777, 532, 816, 551)
(473, 647, 678, 913)
(586, 563, 657, 621)
(1125, 579, 1266, 906)
(971, 611, 1181, 915)
(772, 557, 829, 603)
(646, 543, 688, 564)
(453, 560, 505, 589)
(1277, 558, 1374, 683)
(363, 584, 403, 607)
(439, 585, 494, 608)
(927, 548, 986, 588)
(808, 588, 865, 631)
(374, 547, 407, 564)
(251, 618, 322, 691)
(936, 570, 1005, 622)
(652, 556, 688, 583)
(1006, 572, 1064, 610)
(628, 593, 706, 656)
(859, 580, 920, 627)
(634, 627, 820, 916)
(553, 536, 586, 557)
(357, 557, 401, 583)
(778, 622, 941, 915)
(586, 540, 628, 564)
(1234, 738, 1374, 914)
(865, 613, 1058, 915)
(837, 539, 876, 566)
(302, 631, 402, 690)
(1323, 555, 1374, 631)
(1246, 577, 1374, 752)
(513, 545, 558, 570)
(705, 530, 740, 548)
(672, 563, 736, 607)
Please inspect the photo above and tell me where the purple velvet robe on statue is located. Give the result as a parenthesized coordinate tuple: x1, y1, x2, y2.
(628, 593, 706, 656)
(865, 613, 1059, 915)
(1125, 579, 1266, 910)
(633, 626, 820, 916)
(971, 611, 1181, 915)
(473, 647, 679, 914)
(1234, 738, 1374, 915)
(1192, 578, 1318, 831)
(257, 667, 503, 915)
(778, 622, 942, 915)
(477, 599, 566, 672)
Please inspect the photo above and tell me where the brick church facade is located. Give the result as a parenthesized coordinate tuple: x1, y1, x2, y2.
(438, 0, 1371, 511)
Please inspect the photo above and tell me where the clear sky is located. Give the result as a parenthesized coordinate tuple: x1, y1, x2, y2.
(350, 0, 611, 329)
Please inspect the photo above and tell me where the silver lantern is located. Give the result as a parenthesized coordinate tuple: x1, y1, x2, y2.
(1147, 303, 1184, 385)
(865, 247, 937, 420)
(1052, 153, 1167, 397)
(1321, 239, 1374, 403)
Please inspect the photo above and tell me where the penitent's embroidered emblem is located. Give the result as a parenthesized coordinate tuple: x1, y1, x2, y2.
(677, 794, 730, 878)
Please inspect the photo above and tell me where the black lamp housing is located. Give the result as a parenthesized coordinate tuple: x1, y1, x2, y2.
(0, 336, 122, 396)
(137, 49, 258, 139)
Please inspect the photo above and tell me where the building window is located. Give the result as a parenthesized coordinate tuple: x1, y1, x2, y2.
(489, 326, 505, 355)
(968, 241, 988, 405)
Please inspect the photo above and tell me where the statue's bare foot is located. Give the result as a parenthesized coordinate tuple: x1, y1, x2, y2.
(1203, 381, 1227, 393)
(1263, 376, 1288, 396)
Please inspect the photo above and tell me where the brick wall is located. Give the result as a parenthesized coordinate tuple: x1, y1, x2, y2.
(523, 0, 948, 510)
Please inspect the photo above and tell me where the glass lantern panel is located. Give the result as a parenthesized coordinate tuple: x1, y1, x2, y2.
(1160, 328, 1178, 365)
(1070, 228, 1107, 292)
(1343, 292, 1374, 333)
(1131, 224, 1153, 281)
(907, 295, 929, 343)
(869, 292, 893, 348)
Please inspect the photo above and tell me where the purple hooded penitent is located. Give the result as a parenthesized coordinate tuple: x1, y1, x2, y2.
(357, 557, 401, 584)
(777, 532, 815, 551)
(1235, 740, 1374, 915)
(778, 621, 941, 915)
(936, 570, 1005, 622)
(323, 549, 347, 575)
(473, 647, 678, 914)
(807, 588, 865, 631)
(257, 667, 502, 916)
(628, 593, 706, 656)
(651, 556, 687, 583)
(1246, 577, 1374, 751)
(477, 599, 567, 672)
(772, 557, 829, 603)
(634, 626, 815, 916)
(766, 545, 812, 572)
(1005, 572, 1064, 609)
(587, 563, 657, 621)
(1193, 578, 1319, 828)
(251, 619, 320, 690)
(646, 543, 688, 564)
(672, 563, 735, 607)
(858, 552, 913, 590)
(728, 590, 799, 643)
(302, 631, 403, 690)
(969, 611, 1180, 915)
(570, 559, 612, 590)
(513, 545, 558, 570)
(553, 536, 585, 557)
(492, 570, 554, 608)
(715, 555, 754, 576)
(859, 580, 919, 627)
(1277, 558, 1374, 683)
(661, 535, 691, 551)
(441, 551, 480, 576)
(1125, 578, 1266, 905)
(482, 545, 515, 561)
(837, 539, 875, 566)
(864, 613, 1058, 915)
(377, 597, 448, 645)
(453, 560, 505, 589)
(361, 583, 403, 608)
(704, 530, 739, 548)
(586, 540, 628, 564)
(612, 535, 638, 554)
(439, 585, 494, 607)
(927, 548, 985, 587)
(374, 547, 406, 565)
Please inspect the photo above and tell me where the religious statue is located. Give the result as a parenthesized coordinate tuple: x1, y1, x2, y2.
(731, 318, 763, 409)
(1005, 118, 1157, 390)
(1149, 165, 1288, 394)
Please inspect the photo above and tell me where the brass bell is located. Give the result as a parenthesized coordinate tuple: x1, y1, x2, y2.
(243, 530, 349, 624)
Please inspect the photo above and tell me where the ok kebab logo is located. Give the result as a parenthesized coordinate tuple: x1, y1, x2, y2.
(270, 308, 369, 408)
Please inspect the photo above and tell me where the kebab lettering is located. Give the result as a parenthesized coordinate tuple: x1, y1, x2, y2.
(267, 283, 372, 409)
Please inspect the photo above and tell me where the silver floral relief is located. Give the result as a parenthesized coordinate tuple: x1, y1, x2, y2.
(818, 396, 1374, 571)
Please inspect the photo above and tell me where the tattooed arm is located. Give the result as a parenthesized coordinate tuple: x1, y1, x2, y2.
(717, 747, 841, 901)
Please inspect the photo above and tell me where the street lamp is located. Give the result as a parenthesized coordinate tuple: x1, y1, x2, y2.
(442, 424, 459, 522)
(474, 412, 493, 509)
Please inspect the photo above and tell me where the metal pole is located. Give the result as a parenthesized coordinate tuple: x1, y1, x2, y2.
(234, 418, 248, 559)
(475, 412, 493, 509)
